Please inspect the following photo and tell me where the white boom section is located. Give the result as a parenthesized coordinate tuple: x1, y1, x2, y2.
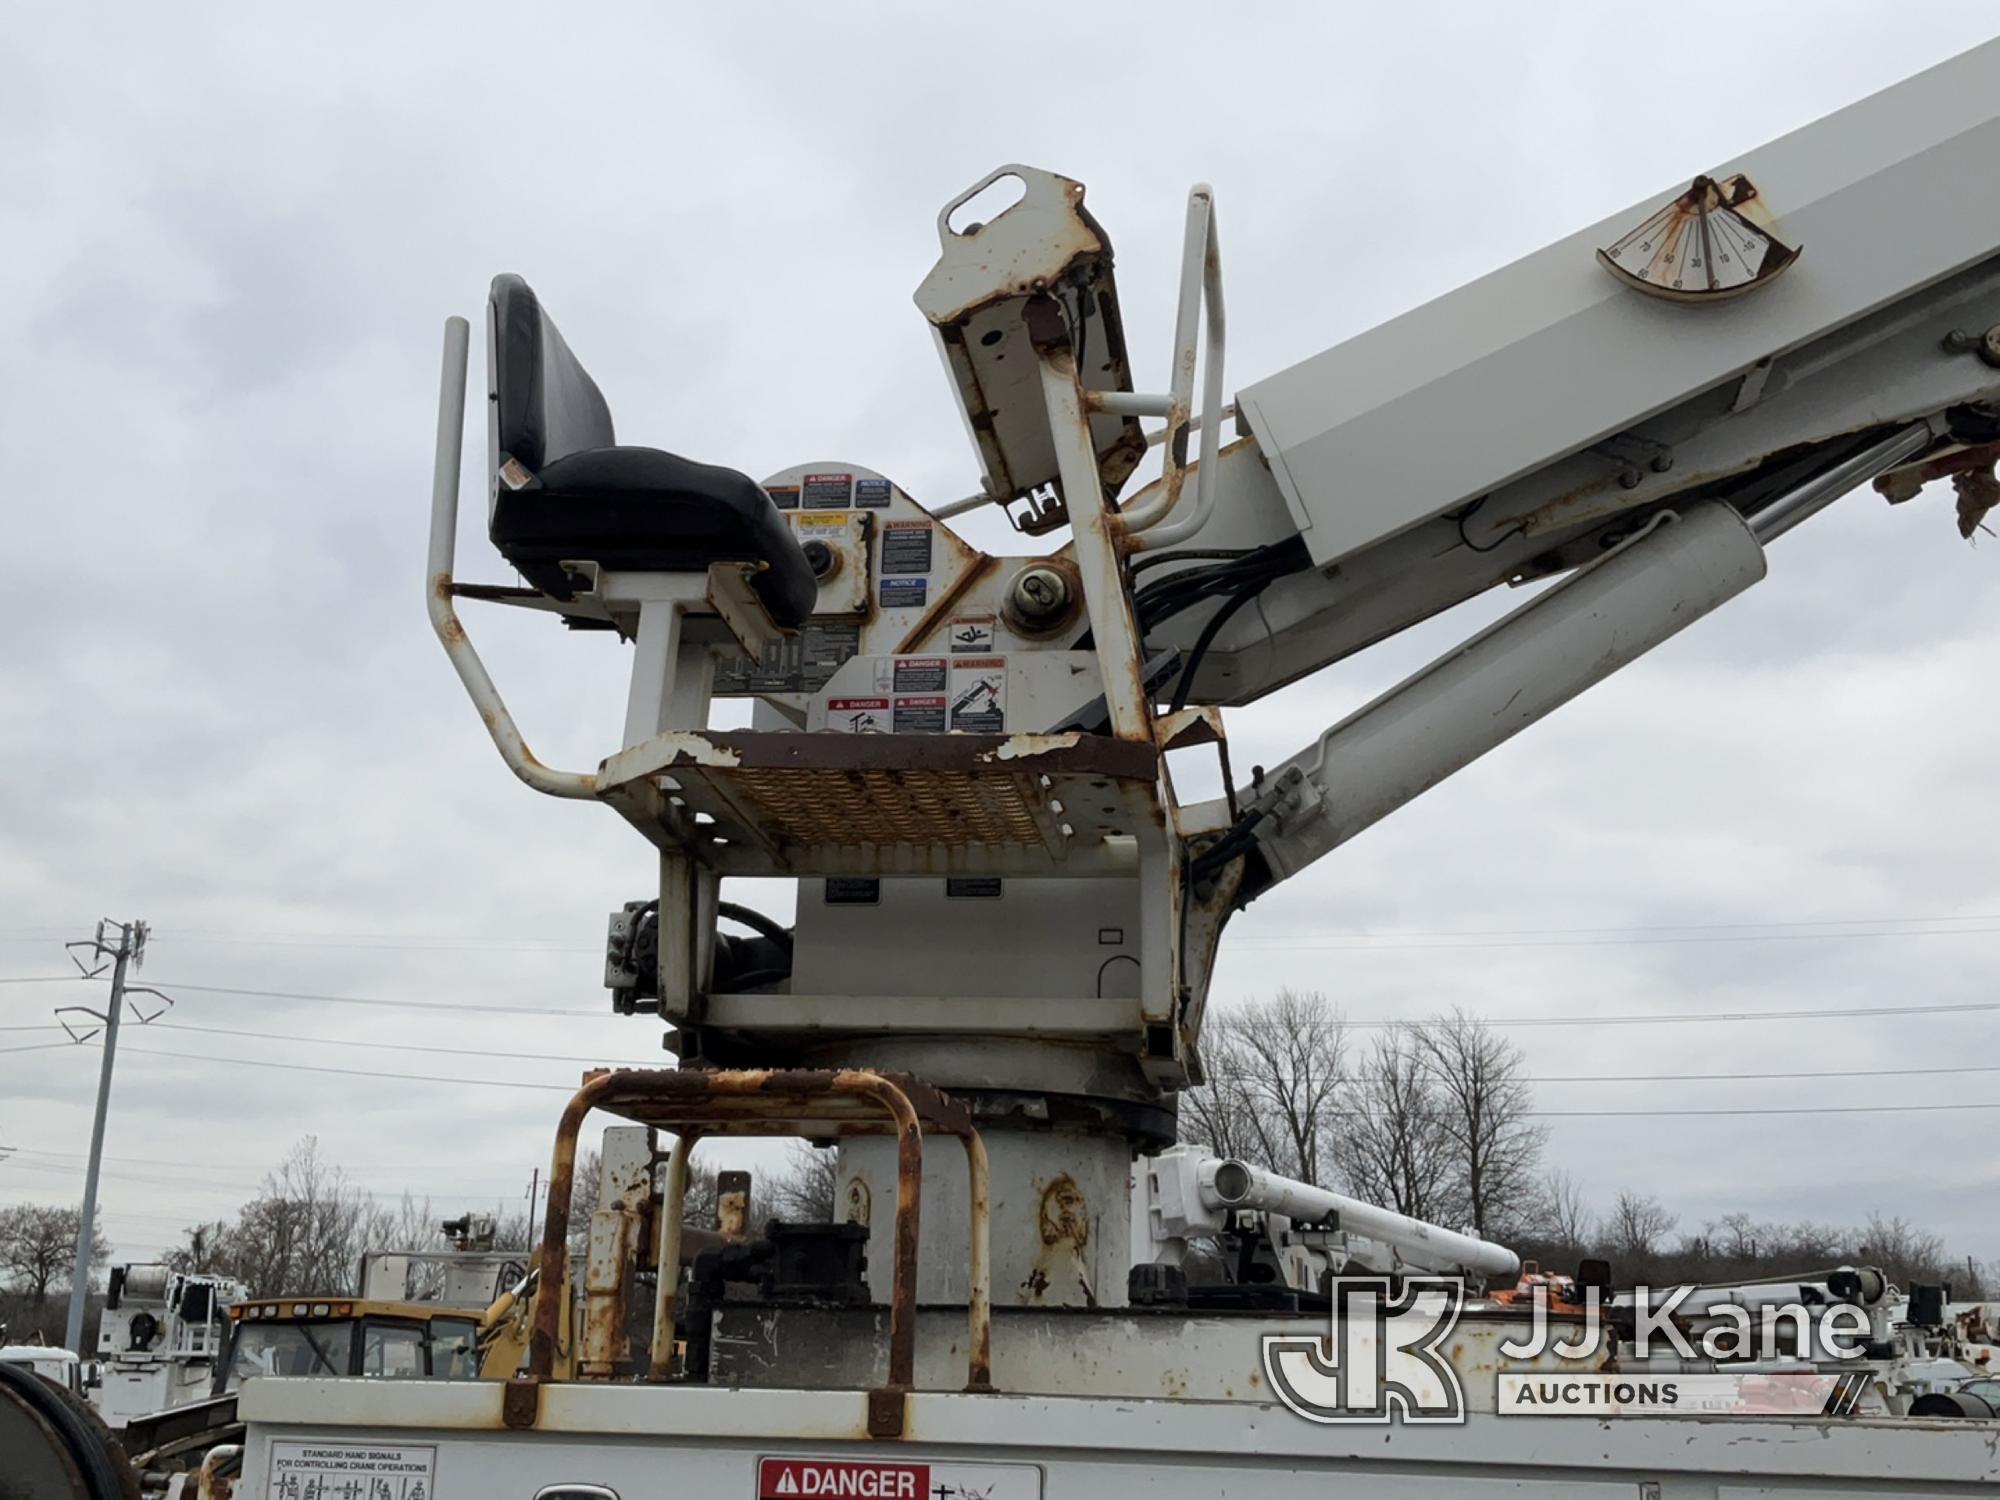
(1138, 1145, 1521, 1280)
(1233, 38, 2000, 571)
(1231, 500, 1768, 888)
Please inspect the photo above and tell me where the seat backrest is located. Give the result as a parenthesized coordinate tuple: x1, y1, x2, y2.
(489, 274, 615, 473)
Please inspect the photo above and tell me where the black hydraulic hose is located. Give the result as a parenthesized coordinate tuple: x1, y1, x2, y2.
(1168, 581, 1264, 712)
(717, 900, 793, 955)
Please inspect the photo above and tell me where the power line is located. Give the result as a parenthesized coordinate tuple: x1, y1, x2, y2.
(1230, 912, 2000, 942)
(1526, 1102, 2000, 1118)
(4, 1150, 541, 1203)
(152, 934, 597, 954)
(143, 1019, 647, 1066)
(117, 1041, 578, 1092)
(19, 982, 2000, 1038)
(18, 1018, 2000, 1088)
(17, 906, 2000, 955)
(9, 1152, 524, 1184)
(1226, 926, 2000, 953)
(143, 980, 601, 1018)
(1321, 998, 2000, 1030)
(30, 1037, 2000, 1118)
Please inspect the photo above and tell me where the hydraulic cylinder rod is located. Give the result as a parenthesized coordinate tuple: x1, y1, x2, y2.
(1247, 501, 1767, 887)
(1201, 1157, 1522, 1279)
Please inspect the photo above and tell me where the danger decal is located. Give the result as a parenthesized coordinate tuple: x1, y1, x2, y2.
(757, 1456, 1041, 1499)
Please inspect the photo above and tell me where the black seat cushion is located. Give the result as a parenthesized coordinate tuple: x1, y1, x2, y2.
(491, 274, 615, 470)
(487, 273, 816, 631)
(492, 446, 819, 629)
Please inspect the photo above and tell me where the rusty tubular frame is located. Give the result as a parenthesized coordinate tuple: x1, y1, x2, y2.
(1035, 332, 1154, 745)
(528, 1068, 992, 1405)
(426, 315, 598, 800)
(962, 1127, 992, 1391)
(646, 1128, 701, 1380)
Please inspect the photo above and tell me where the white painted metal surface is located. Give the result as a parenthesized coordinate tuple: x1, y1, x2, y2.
(235, 1379, 2000, 1497)
(1238, 502, 1766, 886)
(386, 31, 2000, 1500)
(1235, 38, 2000, 569)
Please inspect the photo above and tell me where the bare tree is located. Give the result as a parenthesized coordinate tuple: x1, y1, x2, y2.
(566, 1147, 602, 1258)
(186, 1136, 382, 1295)
(1855, 1211, 1953, 1289)
(1193, 990, 1346, 1184)
(493, 1208, 536, 1252)
(1332, 1027, 1465, 1224)
(0, 1203, 110, 1303)
(1411, 1009, 1546, 1238)
(1541, 1168, 1594, 1252)
(1181, 1020, 1270, 1166)
(168, 1220, 234, 1277)
(767, 1143, 840, 1223)
(1609, 1190, 1678, 1258)
(1706, 1212, 1760, 1262)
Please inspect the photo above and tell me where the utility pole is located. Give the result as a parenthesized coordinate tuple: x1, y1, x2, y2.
(57, 919, 168, 1357)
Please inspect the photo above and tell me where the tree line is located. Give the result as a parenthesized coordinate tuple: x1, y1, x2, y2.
(1184, 989, 1988, 1294)
(1, 1130, 845, 1341)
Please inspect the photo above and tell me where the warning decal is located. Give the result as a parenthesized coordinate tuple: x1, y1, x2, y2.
(880, 519, 934, 574)
(757, 1456, 1041, 1498)
(855, 478, 893, 508)
(802, 472, 854, 510)
(949, 656, 1006, 732)
(892, 695, 946, 733)
(826, 697, 889, 733)
(267, 1441, 437, 1500)
(947, 614, 996, 654)
(892, 656, 946, 693)
(767, 485, 801, 510)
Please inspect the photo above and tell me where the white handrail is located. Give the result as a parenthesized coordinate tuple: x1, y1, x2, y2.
(426, 316, 598, 799)
(1114, 185, 1227, 547)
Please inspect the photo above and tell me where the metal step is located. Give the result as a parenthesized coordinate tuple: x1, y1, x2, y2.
(597, 730, 1164, 877)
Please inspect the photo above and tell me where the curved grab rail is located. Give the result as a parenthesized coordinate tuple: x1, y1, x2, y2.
(1110, 185, 1228, 548)
(524, 1067, 992, 1420)
(426, 316, 598, 799)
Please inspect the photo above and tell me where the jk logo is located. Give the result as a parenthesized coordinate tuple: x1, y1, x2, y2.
(1264, 1277, 1467, 1424)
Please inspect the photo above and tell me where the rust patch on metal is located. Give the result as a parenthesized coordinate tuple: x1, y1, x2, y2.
(866, 1387, 908, 1439)
(962, 1129, 993, 1391)
(1875, 439, 2000, 540)
(1021, 1173, 1094, 1305)
(1037, 1175, 1090, 1247)
(502, 1375, 540, 1429)
(896, 552, 997, 655)
(717, 1169, 752, 1241)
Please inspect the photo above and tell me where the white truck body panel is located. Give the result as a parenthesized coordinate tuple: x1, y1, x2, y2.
(236, 1379, 2000, 1499)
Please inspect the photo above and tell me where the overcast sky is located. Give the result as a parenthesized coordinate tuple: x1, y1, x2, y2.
(5, 3, 2000, 1273)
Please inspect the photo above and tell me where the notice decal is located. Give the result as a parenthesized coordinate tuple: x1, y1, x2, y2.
(266, 1441, 437, 1500)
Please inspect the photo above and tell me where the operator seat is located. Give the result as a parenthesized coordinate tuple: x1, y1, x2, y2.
(485, 274, 817, 629)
